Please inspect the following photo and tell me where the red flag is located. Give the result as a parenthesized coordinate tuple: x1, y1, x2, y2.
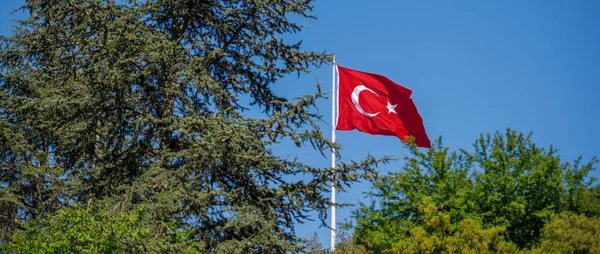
(335, 65, 431, 148)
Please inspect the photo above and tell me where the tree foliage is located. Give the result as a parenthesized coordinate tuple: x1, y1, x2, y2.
(351, 129, 599, 252)
(2, 204, 199, 253)
(307, 196, 517, 254)
(371, 196, 517, 254)
(533, 213, 600, 253)
(0, 0, 385, 252)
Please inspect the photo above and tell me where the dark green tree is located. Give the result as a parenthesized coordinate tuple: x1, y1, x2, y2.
(351, 129, 598, 252)
(468, 130, 598, 247)
(0, 0, 384, 252)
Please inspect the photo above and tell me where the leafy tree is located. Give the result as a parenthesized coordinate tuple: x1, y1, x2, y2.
(352, 129, 598, 252)
(387, 196, 517, 254)
(533, 213, 600, 254)
(581, 184, 600, 216)
(311, 196, 516, 254)
(352, 196, 517, 254)
(0, 0, 384, 252)
(469, 130, 598, 247)
(2, 204, 199, 253)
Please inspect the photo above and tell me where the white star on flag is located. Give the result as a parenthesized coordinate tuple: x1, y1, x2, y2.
(386, 101, 397, 114)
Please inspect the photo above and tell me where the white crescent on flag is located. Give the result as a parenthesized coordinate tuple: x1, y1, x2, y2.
(351, 85, 380, 117)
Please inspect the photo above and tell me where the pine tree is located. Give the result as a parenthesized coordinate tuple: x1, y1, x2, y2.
(0, 1, 385, 252)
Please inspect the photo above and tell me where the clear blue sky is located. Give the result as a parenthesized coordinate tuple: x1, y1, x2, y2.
(280, 0, 600, 247)
(2, 0, 599, 250)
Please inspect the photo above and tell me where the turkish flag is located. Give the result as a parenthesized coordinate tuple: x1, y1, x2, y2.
(335, 65, 431, 148)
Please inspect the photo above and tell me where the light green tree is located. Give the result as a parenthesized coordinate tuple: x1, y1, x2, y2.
(2, 204, 199, 253)
(533, 213, 600, 254)
(387, 196, 517, 254)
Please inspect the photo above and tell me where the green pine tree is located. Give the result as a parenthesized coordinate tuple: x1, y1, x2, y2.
(0, 1, 387, 252)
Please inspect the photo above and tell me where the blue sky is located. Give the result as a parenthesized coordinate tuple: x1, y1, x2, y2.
(2, 0, 600, 250)
(280, 0, 600, 247)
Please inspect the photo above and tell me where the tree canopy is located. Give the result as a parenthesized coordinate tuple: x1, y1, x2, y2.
(0, 0, 385, 252)
(347, 129, 599, 253)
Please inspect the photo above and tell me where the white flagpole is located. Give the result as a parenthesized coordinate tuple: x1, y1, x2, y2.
(330, 55, 337, 252)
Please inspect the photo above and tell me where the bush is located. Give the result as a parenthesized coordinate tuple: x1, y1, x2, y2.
(1, 204, 200, 253)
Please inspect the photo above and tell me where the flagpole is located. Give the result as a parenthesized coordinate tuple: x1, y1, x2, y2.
(330, 55, 337, 252)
